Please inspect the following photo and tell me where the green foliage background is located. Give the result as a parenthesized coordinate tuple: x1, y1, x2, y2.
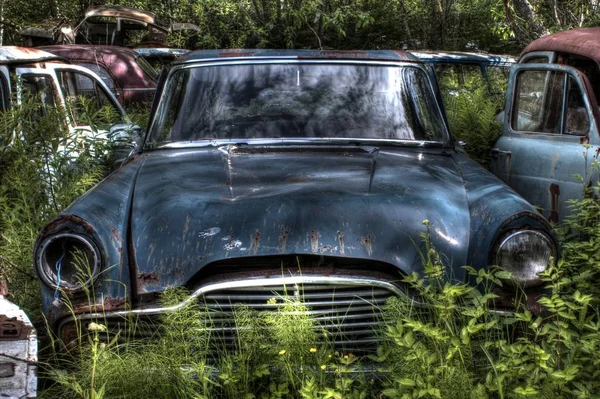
(2, 0, 600, 52)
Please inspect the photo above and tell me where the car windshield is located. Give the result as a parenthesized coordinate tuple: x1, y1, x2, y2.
(147, 62, 447, 146)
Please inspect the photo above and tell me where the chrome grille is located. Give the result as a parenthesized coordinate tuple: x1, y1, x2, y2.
(198, 281, 397, 352)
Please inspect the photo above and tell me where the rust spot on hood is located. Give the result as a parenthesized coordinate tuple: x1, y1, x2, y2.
(310, 230, 320, 253)
(360, 235, 373, 256)
(280, 227, 289, 252)
(337, 231, 345, 255)
(250, 230, 261, 254)
(549, 184, 560, 223)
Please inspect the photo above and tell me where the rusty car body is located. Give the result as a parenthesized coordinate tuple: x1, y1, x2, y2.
(490, 27, 600, 223)
(35, 49, 556, 354)
(39, 45, 158, 107)
(0, 280, 37, 399)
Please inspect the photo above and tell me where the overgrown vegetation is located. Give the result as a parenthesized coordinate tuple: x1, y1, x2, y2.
(3, 61, 600, 399)
(4, 0, 600, 52)
(36, 195, 600, 398)
(0, 92, 126, 318)
(441, 71, 505, 168)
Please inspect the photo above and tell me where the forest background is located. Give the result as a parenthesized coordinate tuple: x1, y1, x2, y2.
(0, 0, 599, 54)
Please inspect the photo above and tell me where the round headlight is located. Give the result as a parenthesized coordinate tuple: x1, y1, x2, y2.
(36, 233, 100, 291)
(494, 230, 555, 287)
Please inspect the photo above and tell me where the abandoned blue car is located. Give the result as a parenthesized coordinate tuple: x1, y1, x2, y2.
(35, 49, 555, 352)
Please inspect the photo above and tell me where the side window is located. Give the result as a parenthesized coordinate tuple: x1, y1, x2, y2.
(76, 62, 116, 90)
(565, 76, 590, 135)
(436, 63, 485, 93)
(56, 70, 122, 126)
(487, 66, 510, 94)
(20, 74, 57, 109)
(523, 56, 550, 64)
(512, 70, 589, 136)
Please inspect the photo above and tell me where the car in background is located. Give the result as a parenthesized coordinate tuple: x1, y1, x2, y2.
(39, 45, 158, 107)
(35, 49, 557, 355)
(21, 5, 199, 50)
(490, 27, 600, 223)
(0, 46, 138, 164)
(409, 51, 515, 97)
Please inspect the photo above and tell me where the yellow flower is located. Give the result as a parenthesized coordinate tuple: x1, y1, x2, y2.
(309, 348, 317, 353)
(279, 349, 286, 356)
(328, 354, 332, 358)
(87, 322, 107, 332)
(343, 355, 348, 359)
(267, 298, 277, 305)
(320, 365, 326, 370)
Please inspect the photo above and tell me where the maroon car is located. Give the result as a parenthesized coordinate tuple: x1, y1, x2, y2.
(39, 45, 158, 107)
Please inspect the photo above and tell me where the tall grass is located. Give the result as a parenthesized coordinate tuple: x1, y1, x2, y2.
(0, 93, 116, 318)
(4, 88, 600, 398)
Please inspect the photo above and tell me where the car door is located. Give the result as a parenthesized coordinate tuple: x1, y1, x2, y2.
(491, 63, 600, 223)
(44, 63, 129, 130)
(16, 64, 134, 163)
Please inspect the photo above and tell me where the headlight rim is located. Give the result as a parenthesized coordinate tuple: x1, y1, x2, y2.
(36, 232, 101, 291)
(493, 228, 556, 288)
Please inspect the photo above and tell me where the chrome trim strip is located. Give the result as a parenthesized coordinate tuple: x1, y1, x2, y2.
(175, 57, 423, 66)
(150, 138, 444, 150)
(57, 275, 411, 334)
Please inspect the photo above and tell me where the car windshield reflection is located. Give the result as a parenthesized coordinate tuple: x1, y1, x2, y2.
(148, 63, 447, 146)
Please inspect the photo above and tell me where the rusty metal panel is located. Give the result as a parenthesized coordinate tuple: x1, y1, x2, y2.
(522, 27, 600, 62)
(0, 47, 61, 65)
(0, 283, 37, 398)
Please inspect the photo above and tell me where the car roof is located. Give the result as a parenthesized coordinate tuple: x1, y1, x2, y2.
(409, 50, 516, 66)
(39, 45, 156, 88)
(175, 49, 419, 64)
(522, 27, 600, 62)
(38, 44, 140, 60)
(0, 46, 63, 65)
(81, 5, 169, 32)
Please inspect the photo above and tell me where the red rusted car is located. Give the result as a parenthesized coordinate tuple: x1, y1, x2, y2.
(39, 45, 158, 108)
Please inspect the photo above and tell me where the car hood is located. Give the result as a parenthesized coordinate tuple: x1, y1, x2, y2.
(131, 145, 471, 293)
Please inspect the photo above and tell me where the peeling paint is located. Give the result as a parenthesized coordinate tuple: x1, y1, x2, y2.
(310, 230, 320, 253)
(198, 227, 221, 238)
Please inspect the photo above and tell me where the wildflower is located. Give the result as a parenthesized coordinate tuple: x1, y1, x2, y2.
(279, 349, 286, 356)
(309, 347, 317, 353)
(320, 365, 326, 370)
(87, 322, 107, 332)
(267, 298, 277, 305)
(422, 219, 430, 226)
(328, 354, 332, 359)
(344, 355, 348, 359)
